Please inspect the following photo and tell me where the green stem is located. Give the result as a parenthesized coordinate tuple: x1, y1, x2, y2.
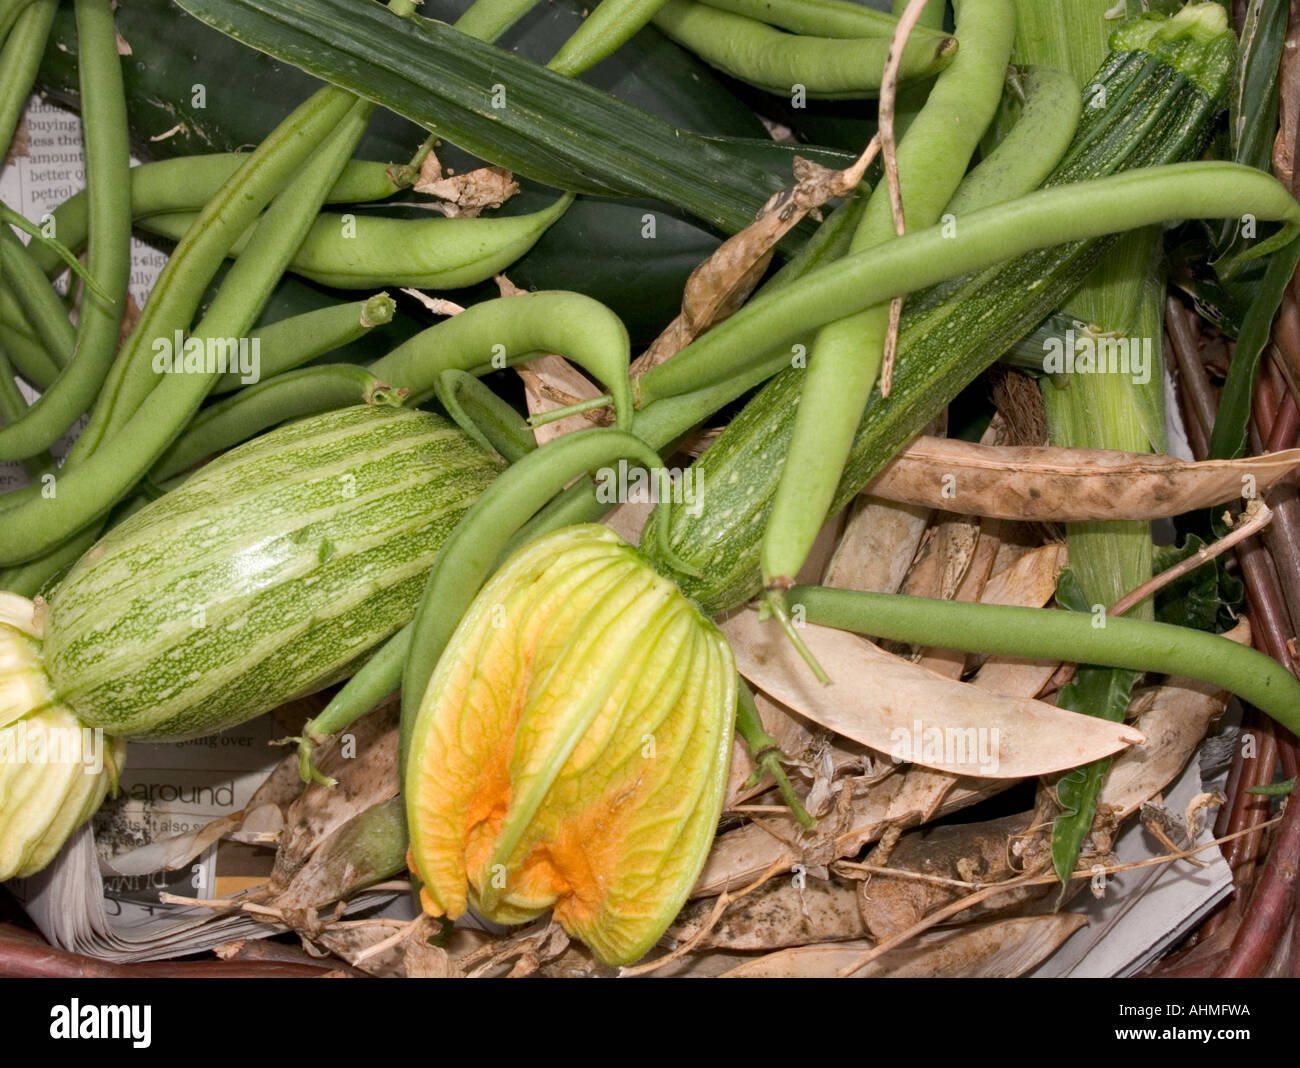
(735, 679, 814, 829)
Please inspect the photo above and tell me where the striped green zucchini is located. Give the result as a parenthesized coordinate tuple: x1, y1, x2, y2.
(36, 405, 501, 740)
(642, 5, 1237, 614)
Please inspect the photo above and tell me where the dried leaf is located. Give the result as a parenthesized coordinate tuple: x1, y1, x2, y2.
(914, 520, 1000, 678)
(670, 874, 865, 952)
(981, 542, 1068, 609)
(415, 151, 519, 217)
(719, 914, 1089, 977)
(967, 543, 1069, 697)
(516, 355, 607, 445)
(271, 796, 407, 911)
(824, 496, 930, 595)
(631, 148, 875, 376)
(693, 770, 1006, 898)
(865, 439, 1300, 521)
(899, 512, 981, 601)
(310, 915, 454, 978)
(722, 609, 1143, 778)
(268, 700, 399, 892)
(1272, 0, 1300, 190)
(855, 811, 1049, 940)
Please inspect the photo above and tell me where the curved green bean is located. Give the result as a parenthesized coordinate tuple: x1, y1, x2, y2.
(548, 0, 672, 77)
(210, 292, 396, 394)
(153, 369, 401, 481)
(0, 523, 97, 597)
(652, 0, 957, 99)
(147, 99, 379, 428)
(0, 0, 38, 42)
(137, 195, 572, 291)
(0, 0, 132, 464)
(0, 228, 75, 367)
(0, 347, 52, 481)
(0, 281, 59, 388)
(296, 625, 410, 784)
(0, 0, 55, 158)
(790, 585, 1300, 739)
(0, 323, 56, 390)
(434, 368, 536, 462)
(506, 201, 863, 546)
(762, 0, 1014, 591)
(368, 290, 634, 428)
(696, 0, 939, 39)
(67, 86, 358, 465)
(637, 163, 1300, 405)
(453, 0, 541, 43)
(27, 155, 408, 278)
(0, 90, 363, 562)
(945, 65, 1082, 215)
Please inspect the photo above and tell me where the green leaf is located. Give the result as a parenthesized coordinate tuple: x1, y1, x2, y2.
(1209, 235, 1300, 459)
(1245, 777, 1295, 797)
(1054, 567, 1091, 614)
(1213, 0, 1287, 253)
(1051, 664, 1142, 887)
(171, 0, 800, 236)
(1151, 533, 1241, 632)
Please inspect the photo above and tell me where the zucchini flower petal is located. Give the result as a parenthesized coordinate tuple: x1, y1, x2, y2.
(405, 525, 736, 966)
(0, 619, 126, 880)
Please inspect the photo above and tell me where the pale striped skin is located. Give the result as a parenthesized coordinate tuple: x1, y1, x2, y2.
(44, 405, 502, 740)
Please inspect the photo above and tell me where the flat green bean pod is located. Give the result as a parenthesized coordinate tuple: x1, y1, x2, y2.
(696, 0, 937, 39)
(27, 155, 409, 278)
(652, 0, 957, 99)
(368, 290, 634, 428)
(137, 195, 573, 291)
